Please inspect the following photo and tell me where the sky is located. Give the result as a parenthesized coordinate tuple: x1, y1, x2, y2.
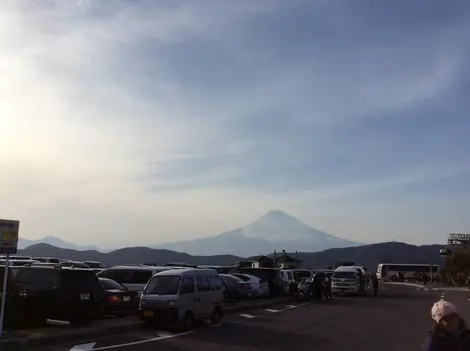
(1, 0, 470, 249)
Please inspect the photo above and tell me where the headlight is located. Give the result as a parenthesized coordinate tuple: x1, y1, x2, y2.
(140, 299, 148, 307)
(167, 300, 177, 307)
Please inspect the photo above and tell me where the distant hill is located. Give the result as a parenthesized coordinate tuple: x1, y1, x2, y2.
(19, 243, 242, 267)
(18, 241, 445, 270)
(294, 241, 446, 270)
(19, 236, 102, 251)
(154, 210, 363, 256)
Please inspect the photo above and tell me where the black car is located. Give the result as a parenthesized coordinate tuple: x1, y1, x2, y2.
(99, 278, 138, 315)
(8, 265, 102, 325)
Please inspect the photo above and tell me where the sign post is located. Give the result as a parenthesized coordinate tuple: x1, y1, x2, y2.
(0, 219, 19, 339)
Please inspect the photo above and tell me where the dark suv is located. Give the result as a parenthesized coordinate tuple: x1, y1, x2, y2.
(8, 265, 102, 325)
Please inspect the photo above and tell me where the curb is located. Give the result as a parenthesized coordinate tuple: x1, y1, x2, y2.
(0, 296, 294, 350)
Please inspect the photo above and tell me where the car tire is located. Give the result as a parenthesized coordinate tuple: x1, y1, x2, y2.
(210, 307, 222, 325)
(181, 312, 194, 331)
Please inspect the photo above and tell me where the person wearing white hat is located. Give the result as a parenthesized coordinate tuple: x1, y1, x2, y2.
(425, 300, 470, 351)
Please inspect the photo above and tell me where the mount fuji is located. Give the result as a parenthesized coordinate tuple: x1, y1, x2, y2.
(154, 210, 363, 257)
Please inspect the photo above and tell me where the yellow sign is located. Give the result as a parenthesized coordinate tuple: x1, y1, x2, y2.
(0, 231, 18, 242)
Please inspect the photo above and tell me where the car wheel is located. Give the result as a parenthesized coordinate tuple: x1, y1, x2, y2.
(181, 312, 194, 331)
(210, 307, 222, 325)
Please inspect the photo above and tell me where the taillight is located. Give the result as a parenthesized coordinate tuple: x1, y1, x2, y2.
(107, 295, 121, 302)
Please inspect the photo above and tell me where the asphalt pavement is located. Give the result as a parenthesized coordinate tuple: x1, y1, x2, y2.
(36, 284, 455, 351)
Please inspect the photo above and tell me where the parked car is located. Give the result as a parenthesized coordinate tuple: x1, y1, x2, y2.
(97, 265, 178, 296)
(60, 260, 91, 268)
(85, 261, 105, 274)
(198, 265, 237, 274)
(292, 269, 315, 282)
(237, 268, 284, 296)
(139, 268, 223, 330)
(32, 257, 61, 264)
(7, 265, 102, 325)
(99, 278, 138, 315)
(219, 274, 253, 300)
(0, 259, 39, 266)
(231, 273, 270, 297)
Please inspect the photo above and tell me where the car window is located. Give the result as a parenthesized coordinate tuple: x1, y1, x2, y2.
(233, 274, 250, 282)
(144, 275, 181, 295)
(98, 269, 152, 284)
(60, 270, 99, 291)
(179, 277, 195, 294)
(222, 275, 241, 286)
(129, 271, 153, 284)
(196, 276, 209, 292)
(13, 268, 60, 290)
(209, 276, 222, 291)
(100, 279, 125, 290)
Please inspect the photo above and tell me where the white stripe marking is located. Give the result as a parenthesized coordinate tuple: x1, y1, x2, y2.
(239, 313, 255, 319)
(70, 342, 96, 351)
(90, 331, 193, 350)
(285, 305, 297, 309)
(48, 319, 70, 326)
(265, 309, 281, 313)
(154, 330, 173, 337)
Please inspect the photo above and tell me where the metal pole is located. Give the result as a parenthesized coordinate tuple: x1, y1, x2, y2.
(0, 253, 10, 338)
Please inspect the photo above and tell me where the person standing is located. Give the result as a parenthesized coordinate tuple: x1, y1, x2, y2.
(425, 300, 470, 350)
(324, 275, 332, 300)
(371, 273, 379, 296)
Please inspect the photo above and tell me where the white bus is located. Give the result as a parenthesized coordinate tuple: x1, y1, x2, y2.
(376, 263, 440, 281)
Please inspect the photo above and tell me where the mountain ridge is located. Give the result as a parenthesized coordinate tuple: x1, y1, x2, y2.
(154, 210, 363, 256)
(18, 241, 445, 270)
(18, 236, 102, 252)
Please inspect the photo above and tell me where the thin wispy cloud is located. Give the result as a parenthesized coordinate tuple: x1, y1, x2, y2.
(1, 0, 469, 248)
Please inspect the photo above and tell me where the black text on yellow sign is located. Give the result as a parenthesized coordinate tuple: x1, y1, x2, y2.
(0, 231, 19, 242)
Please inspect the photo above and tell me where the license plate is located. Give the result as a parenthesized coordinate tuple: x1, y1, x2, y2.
(81, 293, 90, 300)
(123, 296, 131, 302)
(143, 310, 154, 317)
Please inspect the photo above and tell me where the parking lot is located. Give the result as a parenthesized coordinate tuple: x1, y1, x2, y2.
(23, 284, 458, 351)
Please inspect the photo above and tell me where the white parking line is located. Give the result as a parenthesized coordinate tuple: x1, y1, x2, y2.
(69, 342, 96, 351)
(239, 313, 256, 319)
(88, 331, 194, 350)
(265, 309, 281, 313)
(48, 319, 70, 326)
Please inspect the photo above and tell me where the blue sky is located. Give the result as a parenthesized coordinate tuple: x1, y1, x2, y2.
(1, 0, 469, 248)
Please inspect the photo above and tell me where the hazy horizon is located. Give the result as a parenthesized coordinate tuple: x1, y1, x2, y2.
(2, 1, 469, 249)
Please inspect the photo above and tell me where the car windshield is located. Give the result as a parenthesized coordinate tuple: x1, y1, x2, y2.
(100, 279, 125, 290)
(143, 275, 181, 295)
(333, 271, 357, 279)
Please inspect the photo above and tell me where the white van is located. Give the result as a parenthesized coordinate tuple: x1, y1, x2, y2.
(331, 266, 367, 295)
(97, 265, 177, 295)
(139, 268, 224, 330)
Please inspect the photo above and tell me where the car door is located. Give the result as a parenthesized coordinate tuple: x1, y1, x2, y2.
(195, 276, 210, 318)
(178, 277, 196, 321)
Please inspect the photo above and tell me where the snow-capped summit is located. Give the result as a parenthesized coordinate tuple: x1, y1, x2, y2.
(155, 210, 362, 257)
(242, 210, 327, 242)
